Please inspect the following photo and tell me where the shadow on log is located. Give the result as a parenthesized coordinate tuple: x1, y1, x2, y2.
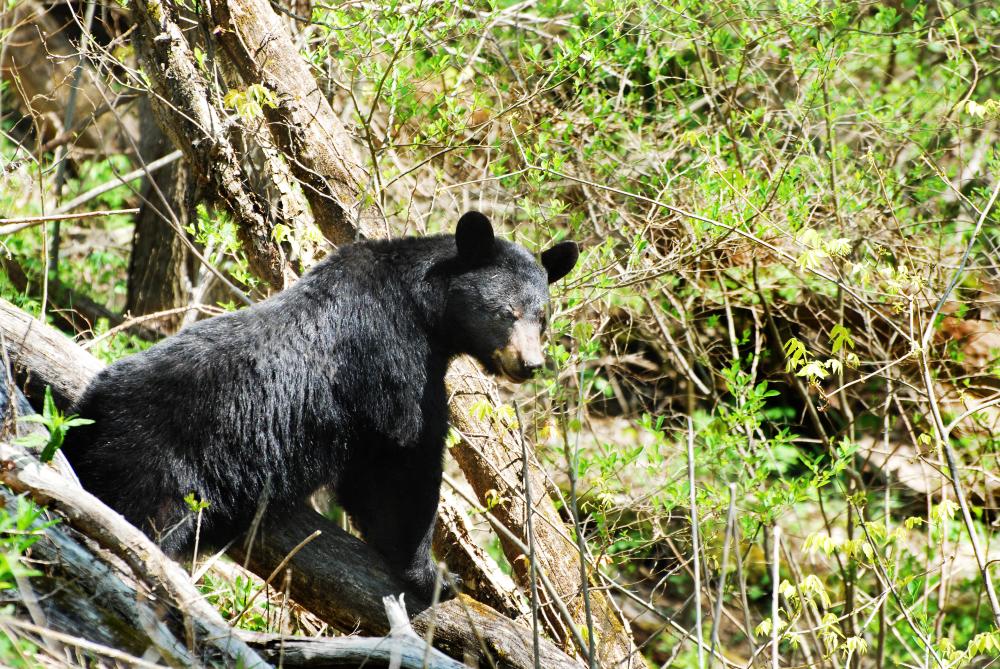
(236, 509, 582, 669)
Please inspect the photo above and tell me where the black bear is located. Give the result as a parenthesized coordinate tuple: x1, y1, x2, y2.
(61, 212, 578, 600)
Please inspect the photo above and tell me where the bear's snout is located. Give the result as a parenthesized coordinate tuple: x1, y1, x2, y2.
(493, 320, 545, 383)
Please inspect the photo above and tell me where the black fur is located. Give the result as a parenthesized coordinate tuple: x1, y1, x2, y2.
(61, 213, 577, 601)
(541, 241, 579, 284)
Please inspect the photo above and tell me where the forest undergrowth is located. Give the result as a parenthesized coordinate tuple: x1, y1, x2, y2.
(2, 0, 1000, 667)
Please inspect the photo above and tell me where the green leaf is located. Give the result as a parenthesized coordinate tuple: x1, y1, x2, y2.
(18, 387, 93, 463)
(829, 324, 855, 354)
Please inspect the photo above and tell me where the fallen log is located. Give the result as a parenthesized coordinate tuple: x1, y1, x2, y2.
(0, 299, 102, 407)
(0, 439, 270, 669)
(0, 460, 467, 669)
(0, 486, 200, 667)
(238, 595, 469, 669)
(233, 508, 581, 669)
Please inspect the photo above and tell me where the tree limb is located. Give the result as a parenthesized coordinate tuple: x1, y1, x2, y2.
(0, 440, 270, 669)
(238, 595, 469, 669)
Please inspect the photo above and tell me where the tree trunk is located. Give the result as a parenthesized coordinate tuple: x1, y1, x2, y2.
(126, 99, 192, 333)
(447, 358, 641, 666)
(130, 0, 293, 289)
(209, 0, 383, 243)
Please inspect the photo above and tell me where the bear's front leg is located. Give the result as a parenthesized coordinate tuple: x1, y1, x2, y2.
(337, 452, 447, 602)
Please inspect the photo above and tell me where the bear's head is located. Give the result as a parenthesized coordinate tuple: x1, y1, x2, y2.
(442, 211, 578, 383)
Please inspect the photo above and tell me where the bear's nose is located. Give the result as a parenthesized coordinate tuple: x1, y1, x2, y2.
(522, 356, 544, 375)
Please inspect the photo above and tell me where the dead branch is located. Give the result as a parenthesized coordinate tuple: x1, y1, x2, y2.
(231, 505, 583, 669)
(0, 209, 140, 235)
(238, 595, 469, 669)
(0, 440, 270, 669)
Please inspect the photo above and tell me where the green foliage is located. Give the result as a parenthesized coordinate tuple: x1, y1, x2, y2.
(199, 569, 272, 632)
(223, 84, 278, 122)
(184, 205, 259, 290)
(0, 496, 53, 590)
(16, 387, 93, 463)
(184, 493, 211, 513)
(4, 0, 1000, 664)
(0, 496, 57, 667)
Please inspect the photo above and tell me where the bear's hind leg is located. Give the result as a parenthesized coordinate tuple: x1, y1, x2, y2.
(338, 454, 444, 602)
(146, 498, 197, 559)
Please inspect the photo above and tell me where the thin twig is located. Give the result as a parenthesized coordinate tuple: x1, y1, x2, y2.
(1, 617, 164, 669)
(920, 345, 1000, 627)
(513, 402, 542, 669)
(81, 304, 224, 349)
(0, 209, 141, 235)
(687, 417, 704, 669)
(231, 530, 322, 628)
(565, 368, 596, 668)
(945, 393, 1000, 435)
(55, 150, 183, 215)
(771, 525, 781, 669)
(49, 0, 99, 274)
(920, 177, 1000, 349)
(708, 483, 736, 669)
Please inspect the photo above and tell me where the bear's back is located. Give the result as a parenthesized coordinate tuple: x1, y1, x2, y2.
(60, 237, 453, 548)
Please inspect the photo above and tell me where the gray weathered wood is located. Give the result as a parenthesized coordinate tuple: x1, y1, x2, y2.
(238, 595, 469, 669)
(0, 300, 101, 408)
(0, 440, 270, 668)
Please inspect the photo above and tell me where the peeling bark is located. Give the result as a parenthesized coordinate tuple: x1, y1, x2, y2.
(130, 0, 291, 288)
(447, 358, 642, 666)
(209, 0, 384, 243)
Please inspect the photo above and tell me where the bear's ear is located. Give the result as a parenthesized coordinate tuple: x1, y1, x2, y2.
(455, 211, 495, 265)
(540, 241, 579, 284)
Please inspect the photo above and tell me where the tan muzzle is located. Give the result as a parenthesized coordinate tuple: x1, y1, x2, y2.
(492, 321, 545, 383)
